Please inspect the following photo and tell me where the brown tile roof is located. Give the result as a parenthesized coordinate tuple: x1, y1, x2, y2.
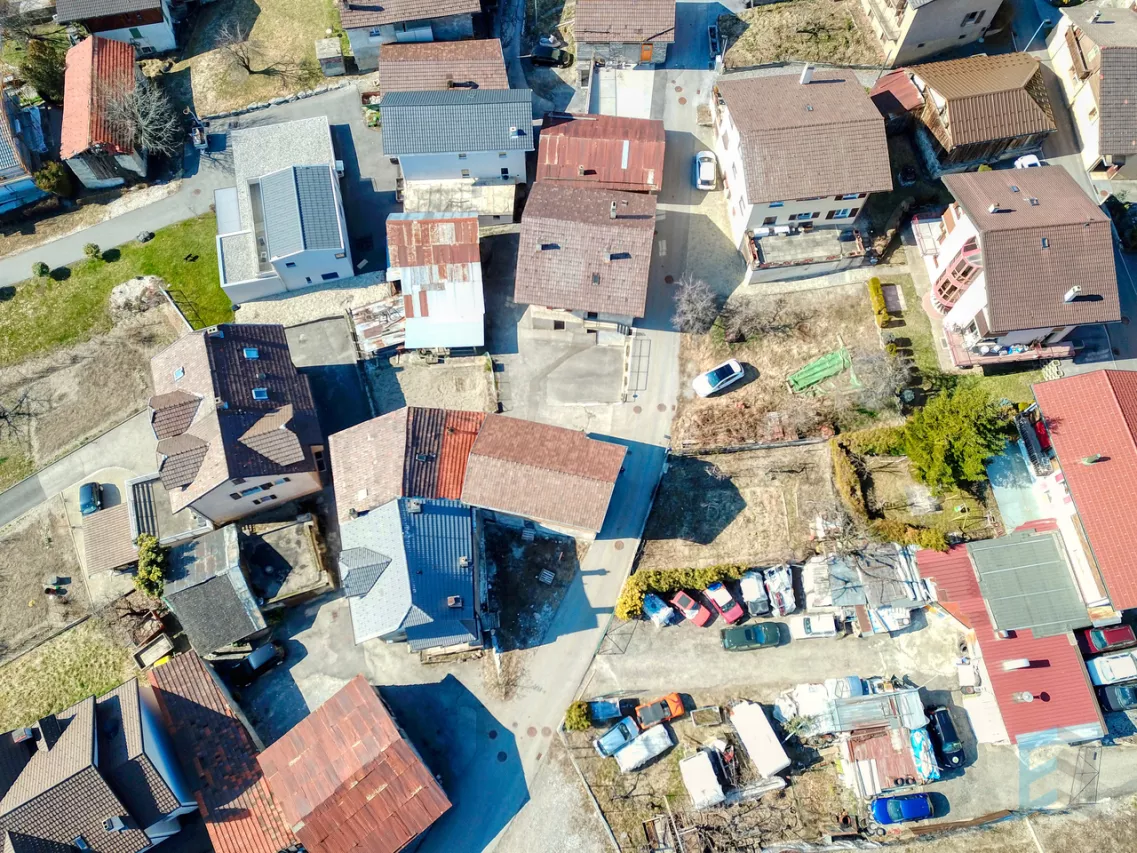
(338, 0, 479, 30)
(82, 503, 137, 573)
(461, 414, 625, 532)
(378, 39, 509, 92)
(537, 113, 665, 193)
(148, 653, 297, 853)
(514, 181, 656, 317)
(575, 0, 676, 44)
(149, 390, 202, 439)
(910, 53, 1055, 149)
(716, 71, 892, 203)
(60, 37, 136, 161)
(149, 325, 321, 514)
(258, 676, 450, 853)
(943, 168, 1120, 333)
(328, 407, 485, 521)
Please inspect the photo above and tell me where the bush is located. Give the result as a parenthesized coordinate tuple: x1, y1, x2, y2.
(977, 164, 993, 172)
(133, 534, 167, 598)
(866, 277, 890, 328)
(846, 425, 906, 457)
(564, 701, 591, 731)
(33, 161, 72, 196)
(615, 564, 747, 621)
(885, 342, 898, 357)
(870, 519, 950, 552)
(84, 243, 102, 260)
(830, 440, 869, 521)
(21, 40, 66, 103)
(31, 261, 49, 278)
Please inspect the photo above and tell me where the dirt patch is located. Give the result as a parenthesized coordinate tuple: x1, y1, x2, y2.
(640, 445, 839, 570)
(565, 694, 850, 852)
(863, 454, 999, 540)
(672, 283, 894, 450)
(0, 496, 89, 660)
(365, 353, 497, 414)
(0, 618, 135, 731)
(486, 523, 587, 651)
(719, 0, 881, 68)
(0, 307, 181, 485)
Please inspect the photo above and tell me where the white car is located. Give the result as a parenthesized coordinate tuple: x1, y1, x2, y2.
(1013, 154, 1042, 169)
(739, 570, 772, 617)
(1087, 650, 1137, 686)
(764, 565, 796, 616)
(692, 359, 744, 397)
(789, 613, 839, 640)
(693, 150, 717, 190)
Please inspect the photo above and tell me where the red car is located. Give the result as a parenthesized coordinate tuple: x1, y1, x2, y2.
(704, 582, 745, 624)
(1080, 624, 1137, 655)
(670, 590, 712, 626)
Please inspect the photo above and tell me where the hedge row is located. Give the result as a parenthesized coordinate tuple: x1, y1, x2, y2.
(616, 564, 747, 621)
(845, 425, 906, 457)
(867, 277, 890, 328)
(830, 439, 869, 522)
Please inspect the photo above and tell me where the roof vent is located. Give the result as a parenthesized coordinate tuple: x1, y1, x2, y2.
(800, 64, 813, 85)
(1092, 9, 1102, 21)
(609, 201, 617, 219)
(1002, 658, 1032, 671)
(459, 555, 469, 568)
(214, 396, 228, 410)
(73, 839, 91, 852)
(447, 595, 463, 608)
(11, 728, 34, 744)
(987, 202, 1001, 213)
(591, 272, 601, 286)
(1029, 197, 1039, 206)
(1082, 453, 1103, 465)
(415, 452, 435, 463)
(1010, 185, 1019, 193)
(1064, 285, 1082, 302)
(103, 817, 127, 833)
(578, 164, 586, 176)
(1011, 691, 1035, 703)
(407, 499, 423, 514)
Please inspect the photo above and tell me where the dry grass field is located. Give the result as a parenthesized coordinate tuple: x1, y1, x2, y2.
(719, 0, 881, 68)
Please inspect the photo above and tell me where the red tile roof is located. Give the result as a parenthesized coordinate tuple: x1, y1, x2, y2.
(917, 547, 1104, 745)
(258, 675, 450, 853)
(147, 653, 296, 853)
(537, 113, 665, 193)
(1033, 369, 1137, 610)
(60, 36, 136, 160)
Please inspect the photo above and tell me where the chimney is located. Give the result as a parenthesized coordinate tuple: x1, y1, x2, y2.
(1092, 9, 1102, 22)
(407, 499, 423, 514)
(1063, 285, 1082, 302)
(604, 252, 613, 263)
(1082, 453, 1103, 465)
(799, 64, 813, 85)
(987, 202, 1000, 213)
(609, 201, 617, 219)
(1002, 658, 1031, 671)
(447, 595, 463, 608)
(578, 164, 586, 176)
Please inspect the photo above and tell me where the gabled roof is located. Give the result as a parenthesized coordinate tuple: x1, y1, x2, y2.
(514, 181, 656, 318)
(56, 0, 161, 22)
(378, 39, 509, 92)
(1033, 370, 1137, 610)
(461, 414, 626, 533)
(147, 653, 297, 853)
(330, 407, 486, 521)
(1064, 4, 1137, 157)
(537, 113, 666, 193)
(338, 0, 479, 31)
(378, 89, 535, 156)
(716, 71, 892, 203)
(575, 0, 676, 44)
(341, 498, 480, 648)
(60, 37, 136, 161)
(258, 676, 451, 853)
(259, 165, 344, 259)
(869, 69, 924, 116)
(148, 324, 321, 514)
(942, 168, 1119, 333)
(917, 547, 1105, 746)
(910, 53, 1055, 148)
(0, 94, 32, 184)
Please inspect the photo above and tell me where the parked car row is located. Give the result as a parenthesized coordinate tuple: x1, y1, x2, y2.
(642, 566, 799, 632)
(592, 693, 685, 761)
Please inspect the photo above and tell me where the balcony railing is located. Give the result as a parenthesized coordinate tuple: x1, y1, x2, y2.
(863, 0, 905, 41)
(945, 328, 1074, 368)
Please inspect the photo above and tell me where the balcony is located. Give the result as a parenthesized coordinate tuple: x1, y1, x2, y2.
(746, 227, 864, 270)
(912, 215, 944, 258)
(863, 0, 905, 41)
(945, 328, 1074, 369)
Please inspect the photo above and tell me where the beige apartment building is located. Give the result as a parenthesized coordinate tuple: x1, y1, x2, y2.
(861, 0, 1004, 65)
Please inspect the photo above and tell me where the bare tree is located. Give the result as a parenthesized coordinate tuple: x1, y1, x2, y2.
(851, 351, 910, 414)
(0, 2, 69, 50)
(671, 273, 719, 334)
(215, 20, 320, 86)
(216, 20, 260, 75)
(721, 293, 807, 343)
(0, 389, 36, 442)
(105, 79, 183, 157)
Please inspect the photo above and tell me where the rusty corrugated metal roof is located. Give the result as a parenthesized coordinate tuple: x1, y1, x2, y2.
(537, 113, 665, 192)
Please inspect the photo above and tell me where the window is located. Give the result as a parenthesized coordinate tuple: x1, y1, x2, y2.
(313, 447, 327, 472)
(498, 152, 508, 158)
(1089, 106, 1098, 120)
(769, 201, 784, 208)
(848, 207, 860, 218)
(1041, 237, 1050, 249)
(962, 10, 979, 25)
(233, 478, 246, 485)
(335, 252, 346, 259)
(252, 387, 269, 400)
(230, 493, 241, 500)
(762, 216, 777, 226)
(458, 153, 468, 160)
(274, 477, 291, 485)
(240, 486, 262, 496)
(841, 193, 860, 200)
(129, 26, 142, 37)
(917, 43, 925, 48)
(369, 27, 382, 37)
(259, 482, 272, 490)
(173, 367, 185, 381)
(732, 162, 739, 178)
(321, 271, 340, 281)
(501, 167, 510, 179)
(586, 311, 599, 320)
(553, 320, 566, 330)
(461, 169, 470, 178)
(243, 347, 259, 359)
(285, 262, 296, 268)
(832, 208, 852, 218)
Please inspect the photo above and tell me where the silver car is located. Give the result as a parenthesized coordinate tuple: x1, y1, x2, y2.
(693, 150, 717, 190)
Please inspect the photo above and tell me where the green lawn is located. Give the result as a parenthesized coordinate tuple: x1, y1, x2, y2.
(0, 213, 230, 367)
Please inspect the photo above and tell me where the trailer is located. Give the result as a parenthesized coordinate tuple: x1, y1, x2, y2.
(680, 749, 725, 809)
(730, 701, 790, 779)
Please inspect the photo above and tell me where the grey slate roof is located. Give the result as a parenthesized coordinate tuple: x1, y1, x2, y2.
(260, 165, 343, 260)
(164, 526, 267, 652)
(966, 530, 1090, 637)
(379, 89, 535, 156)
(342, 498, 480, 650)
(340, 547, 392, 598)
(56, 0, 161, 23)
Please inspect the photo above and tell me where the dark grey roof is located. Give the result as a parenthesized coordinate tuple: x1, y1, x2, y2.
(342, 498, 480, 650)
(966, 530, 1090, 637)
(56, 0, 161, 22)
(260, 165, 343, 260)
(0, 94, 25, 182)
(379, 89, 535, 156)
(165, 525, 241, 596)
(340, 547, 392, 598)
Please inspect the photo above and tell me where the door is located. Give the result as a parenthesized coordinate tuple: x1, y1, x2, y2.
(640, 43, 653, 63)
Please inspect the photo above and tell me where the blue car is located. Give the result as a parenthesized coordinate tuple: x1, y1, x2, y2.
(593, 716, 639, 757)
(78, 482, 102, 516)
(871, 793, 933, 825)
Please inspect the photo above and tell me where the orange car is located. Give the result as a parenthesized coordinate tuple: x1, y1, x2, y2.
(635, 693, 684, 728)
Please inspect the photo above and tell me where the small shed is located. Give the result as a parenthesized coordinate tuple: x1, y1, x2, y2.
(679, 750, 725, 809)
(730, 701, 790, 779)
(316, 38, 345, 77)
